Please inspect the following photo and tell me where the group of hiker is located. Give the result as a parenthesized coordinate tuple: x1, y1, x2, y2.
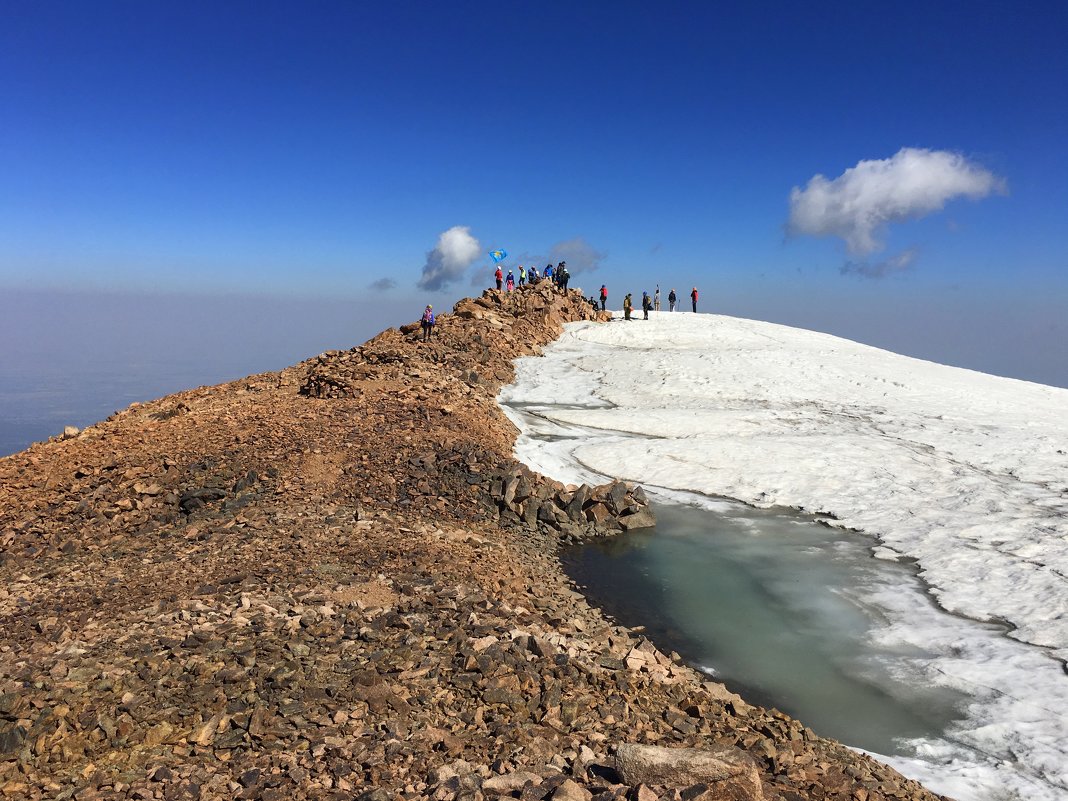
(419, 268, 701, 342)
(618, 285, 699, 320)
(495, 262, 570, 292)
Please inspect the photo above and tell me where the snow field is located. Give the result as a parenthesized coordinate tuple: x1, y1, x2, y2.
(499, 312, 1068, 801)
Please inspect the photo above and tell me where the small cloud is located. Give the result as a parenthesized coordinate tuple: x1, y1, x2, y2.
(649, 242, 663, 255)
(417, 225, 482, 291)
(548, 237, 606, 274)
(788, 147, 1005, 255)
(840, 247, 918, 279)
(369, 277, 396, 291)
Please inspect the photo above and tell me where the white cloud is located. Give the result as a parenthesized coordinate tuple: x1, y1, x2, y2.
(417, 225, 482, 291)
(548, 237, 606, 274)
(788, 148, 1004, 255)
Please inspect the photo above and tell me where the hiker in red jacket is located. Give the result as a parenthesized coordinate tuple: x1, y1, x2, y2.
(690, 287, 699, 313)
(495, 266, 503, 290)
(599, 284, 608, 311)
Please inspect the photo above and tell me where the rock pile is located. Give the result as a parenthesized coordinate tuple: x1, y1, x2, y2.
(0, 284, 949, 800)
(485, 462, 655, 544)
(301, 284, 608, 402)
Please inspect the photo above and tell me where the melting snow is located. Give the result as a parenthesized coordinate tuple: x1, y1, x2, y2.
(499, 312, 1068, 801)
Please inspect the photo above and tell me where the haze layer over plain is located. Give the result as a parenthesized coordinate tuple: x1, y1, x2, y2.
(499, 313, 1068, 800)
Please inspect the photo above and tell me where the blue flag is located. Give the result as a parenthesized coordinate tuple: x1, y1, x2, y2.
(489, 249, 507, 263)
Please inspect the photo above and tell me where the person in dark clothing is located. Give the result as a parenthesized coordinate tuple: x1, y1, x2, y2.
(642, 291, 652, 320)
(599, 284, 608, 311)
(690, 287, 698, 313)
(668, 288, 677, 312)
(420, 305, 435, 342)
(559, 263, 570, 291)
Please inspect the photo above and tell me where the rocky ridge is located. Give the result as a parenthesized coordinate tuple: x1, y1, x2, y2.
(0, 282, 948, 800)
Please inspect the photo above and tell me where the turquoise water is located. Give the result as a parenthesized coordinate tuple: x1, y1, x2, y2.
(563, 499, 970, 755)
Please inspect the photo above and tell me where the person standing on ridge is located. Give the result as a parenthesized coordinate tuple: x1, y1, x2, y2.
(690, 286, 699, 313)
(518, 265, 526, 286)
(654, 285, 661, 312)
(559, 262, 570, 291)
(623, 293, 633, 320)
(420, 304, 435, 342)
(668, 288, 677, 312)
(599, 284, 608, 311)
(495, 266, 503, 290)
(506, 270, 515, 292)
(642, 291, 652, 320)
(544, 263, 554, 286)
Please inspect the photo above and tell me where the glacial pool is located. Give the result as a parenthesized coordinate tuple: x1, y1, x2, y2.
(561, 498, 976, 756)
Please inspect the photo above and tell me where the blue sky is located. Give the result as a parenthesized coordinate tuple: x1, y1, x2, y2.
(2, 1, 1067, 385)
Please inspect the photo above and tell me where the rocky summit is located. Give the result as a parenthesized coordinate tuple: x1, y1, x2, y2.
(0, 283, 948, 801)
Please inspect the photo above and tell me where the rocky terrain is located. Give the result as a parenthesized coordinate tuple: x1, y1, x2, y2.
(0, 283, 948, 800)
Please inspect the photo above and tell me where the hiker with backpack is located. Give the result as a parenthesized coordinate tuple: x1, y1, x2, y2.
(642, 291, 652, 320)
(421, 305, 435, 342)
(495, 266, 503, 290)
(668, 288, 677, 312)
(623, 293, 633, 320)
(518, 265, 526, 286)
(690, 287, 698, 313)
(599, 284, 608, 311)
(654, 286, 661, 312)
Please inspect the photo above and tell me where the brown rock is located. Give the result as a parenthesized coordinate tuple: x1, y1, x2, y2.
(552, 779, 592, 801)
(614, 744, 764, 800)
(483, 772, 543, 794)
(584, 502, 612, 525)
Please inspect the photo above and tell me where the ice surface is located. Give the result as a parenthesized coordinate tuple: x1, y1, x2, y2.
(499, 312, 1068, 801)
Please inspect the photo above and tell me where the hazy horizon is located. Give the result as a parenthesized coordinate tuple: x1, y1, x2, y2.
(1, 283, 1064, 458)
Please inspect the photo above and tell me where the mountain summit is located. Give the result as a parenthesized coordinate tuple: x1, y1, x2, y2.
(0, 285, 943, 800)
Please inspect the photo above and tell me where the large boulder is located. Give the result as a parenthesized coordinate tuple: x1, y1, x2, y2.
(619, 507, 656, 530)
(614, 743, 764, 800)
